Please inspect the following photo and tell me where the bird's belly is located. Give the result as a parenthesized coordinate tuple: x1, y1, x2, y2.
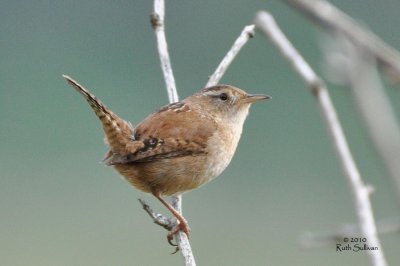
(113, 154, 220, 196)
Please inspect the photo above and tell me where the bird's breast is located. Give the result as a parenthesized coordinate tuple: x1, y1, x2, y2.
(204, 123, 243, 181)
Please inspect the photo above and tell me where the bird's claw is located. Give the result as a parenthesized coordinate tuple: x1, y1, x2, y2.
(166, 222, 191, 248)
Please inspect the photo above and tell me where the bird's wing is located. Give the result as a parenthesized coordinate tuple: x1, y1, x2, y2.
(105, 102, 217, 165)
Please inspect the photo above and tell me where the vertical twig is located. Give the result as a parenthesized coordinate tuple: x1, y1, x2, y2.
(170, 196, 196, 265)
(206, 25, 256, 87)
(150, 1, 196, 265)
(255, 11, 387, 266)
(151, 0, 179, 103)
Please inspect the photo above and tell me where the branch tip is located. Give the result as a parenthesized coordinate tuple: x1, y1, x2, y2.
(138, 198, 173, 230)
(206, 24, 256, 87)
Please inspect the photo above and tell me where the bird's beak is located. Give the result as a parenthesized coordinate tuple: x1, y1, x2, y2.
(242, 94, 271, 103)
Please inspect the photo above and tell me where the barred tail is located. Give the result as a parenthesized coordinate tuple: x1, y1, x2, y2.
(63, 75, 134, 154)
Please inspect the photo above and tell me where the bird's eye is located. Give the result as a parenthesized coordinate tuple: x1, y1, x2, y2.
(219, 93, 228, 101)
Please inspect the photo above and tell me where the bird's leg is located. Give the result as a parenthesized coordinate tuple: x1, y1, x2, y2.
(154, 193, 191, 245)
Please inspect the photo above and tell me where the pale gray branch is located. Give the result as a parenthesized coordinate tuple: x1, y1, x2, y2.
(171, 196, 196, 265)
(283, 0, 400, 83)
(255, 11, 387, 266)
(138, 198, 173, 230)
(206, 25, 256, 87)
(151, 0, 179, 103)
(149, 1, 195, 265)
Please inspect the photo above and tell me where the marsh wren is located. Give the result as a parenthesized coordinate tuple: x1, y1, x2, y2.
(63, 75, 269, 244)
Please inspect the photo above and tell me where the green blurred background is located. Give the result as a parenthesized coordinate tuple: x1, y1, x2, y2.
(1, 0, 400, 265)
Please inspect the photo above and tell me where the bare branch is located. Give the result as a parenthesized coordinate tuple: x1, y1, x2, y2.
(283, 0, 400, 83)
(151, 0, 179, 103)
(255, 11, 387, 266)
(206, 25, 256, 87)
(138, 198, 173, 230)
(171, 196, 196, 265)
(149, 1, 195, 265)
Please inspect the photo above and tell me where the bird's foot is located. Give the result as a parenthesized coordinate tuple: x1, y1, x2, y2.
(167, 220, 191, 246)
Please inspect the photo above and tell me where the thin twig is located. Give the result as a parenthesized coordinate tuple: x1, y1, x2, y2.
(283, 0, 400, 83)
(138, 198, 173, 230)
(149, 0, 196, 265)
(151, 0, 179, 103)
(170, 196, 196, 265)
(206, 25, 256, 87)
(255, 11, 387, 266)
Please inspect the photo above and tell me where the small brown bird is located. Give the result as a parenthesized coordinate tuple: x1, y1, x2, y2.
(63, 75, 269, 244)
